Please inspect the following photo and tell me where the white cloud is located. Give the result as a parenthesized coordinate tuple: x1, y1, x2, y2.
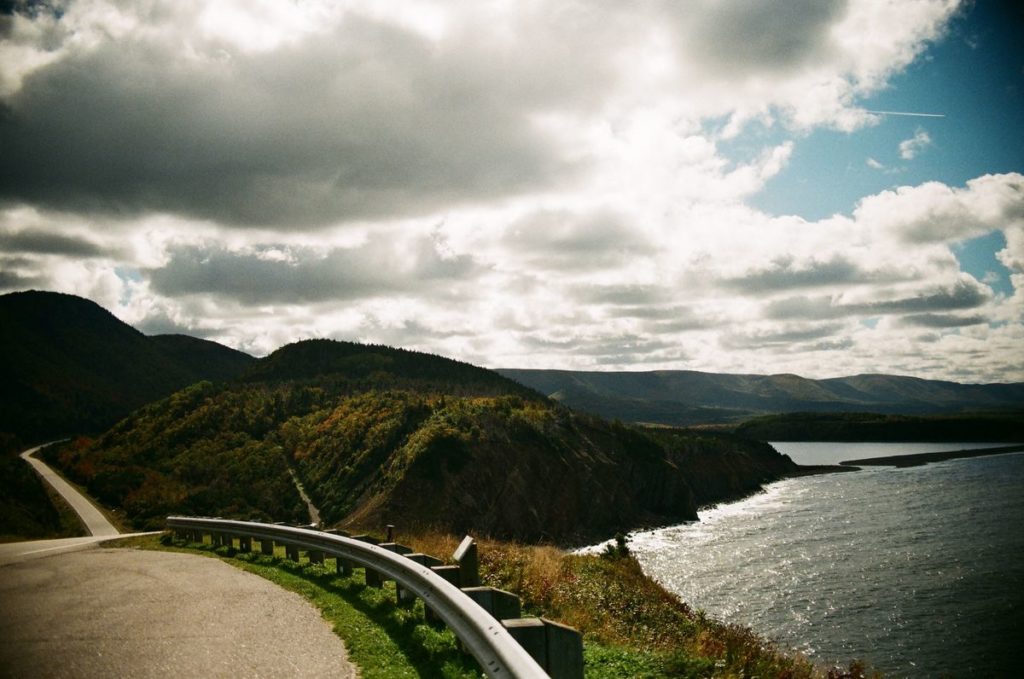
(899, 128, 934, 159)
(4, 0, 1022, 382)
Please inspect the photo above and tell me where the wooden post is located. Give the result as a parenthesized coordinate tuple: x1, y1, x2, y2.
(454, 536, 480, 587)
(542, 618, 584, 679)
(502, 619, 547, 668)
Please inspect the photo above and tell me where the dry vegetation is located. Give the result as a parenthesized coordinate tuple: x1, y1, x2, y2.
(402, 531, 875, 678)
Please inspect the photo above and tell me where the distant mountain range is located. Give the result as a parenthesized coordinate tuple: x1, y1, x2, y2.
(0, 290, 254, 444)
(496, 369, 1024, 427)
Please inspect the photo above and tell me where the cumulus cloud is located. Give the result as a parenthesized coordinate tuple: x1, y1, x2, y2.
(0, 230, 106, 256)
(148, 233, 480, 304)
(899, 128, 933, 159)
(2, 0, 1021, 381)
(0, 2, 617, 226)
(720, 255, 904, 294)
(854, 173, 1024, 243)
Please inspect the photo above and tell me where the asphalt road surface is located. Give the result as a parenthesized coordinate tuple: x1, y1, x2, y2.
(6, 445, 357, 677)
(20, 444, 119, 538)
(0, 548, 357, 678)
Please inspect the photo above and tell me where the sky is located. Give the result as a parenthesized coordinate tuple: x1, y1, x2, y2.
(1, 0, 1022, 382)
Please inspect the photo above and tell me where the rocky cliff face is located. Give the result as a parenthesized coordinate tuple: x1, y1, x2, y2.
(337, 402, 699, 544)
(649, 429, 799, 508)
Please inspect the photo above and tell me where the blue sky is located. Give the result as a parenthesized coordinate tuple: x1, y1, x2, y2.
(1, 0, 1022, 381)
(749, 1, 1022, 297)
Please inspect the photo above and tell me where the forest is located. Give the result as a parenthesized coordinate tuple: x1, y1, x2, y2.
(44, 339, 799, 543)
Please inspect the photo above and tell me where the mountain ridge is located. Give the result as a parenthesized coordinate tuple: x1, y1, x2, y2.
(0, 290, 255, 445)
(497, 368, 1024, 426)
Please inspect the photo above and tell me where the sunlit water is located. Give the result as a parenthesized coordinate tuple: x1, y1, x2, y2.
(626, 444, 1024, 678)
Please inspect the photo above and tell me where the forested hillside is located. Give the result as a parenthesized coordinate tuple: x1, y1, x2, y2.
(46, 339, 798, 542)
(734, 411, 1024, 442)
(0, 290, 254, 444)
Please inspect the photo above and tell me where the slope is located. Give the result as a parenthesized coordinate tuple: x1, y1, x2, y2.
(46, 339, 798, 542)
(0, 290, 255, 443)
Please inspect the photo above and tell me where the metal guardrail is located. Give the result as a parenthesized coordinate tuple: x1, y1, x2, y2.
(166, 516, 549, 679)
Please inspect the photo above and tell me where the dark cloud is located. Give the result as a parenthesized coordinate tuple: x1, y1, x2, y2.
(148, 236, 479, 304)
(900, 313, 987, 328)
(503, 211, 655, 270)
(0, 269, 40, 289)
(515, 332, 680, 364)
(764, 295, 841, 320)
(134, 309, 215, 338)
(721, 323, 844, 349)
(0, 230, 105, 256)
(0, 12, 607, 226)
(668, 0, 847, 76)
(863, 279, 991, 313)
(573, 283, 670, 307)
(721, 255, 899, 293)
(766, 279, 992, 320)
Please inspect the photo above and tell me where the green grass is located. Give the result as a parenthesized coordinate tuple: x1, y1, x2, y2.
(116, 534, 482, 678)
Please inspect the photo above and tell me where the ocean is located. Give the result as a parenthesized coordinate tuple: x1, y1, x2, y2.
(628, 443, 1024, 678)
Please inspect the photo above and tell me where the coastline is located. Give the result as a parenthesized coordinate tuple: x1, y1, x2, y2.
(787, 463, 861, 476)
(840, 443, 1024, 468)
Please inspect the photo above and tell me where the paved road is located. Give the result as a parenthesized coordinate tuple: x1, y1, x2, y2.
(0, 548, 356, 678)
(20, 444, 119, 537)
(6, 444, 358, 677)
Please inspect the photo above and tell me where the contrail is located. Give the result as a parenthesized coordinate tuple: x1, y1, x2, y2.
(863, 110, 945, 118)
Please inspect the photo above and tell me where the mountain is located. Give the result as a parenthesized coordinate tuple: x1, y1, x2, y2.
(44, 338, 799, 542)
(496, 369, 1024, 426)
(0, 290, 255, 443)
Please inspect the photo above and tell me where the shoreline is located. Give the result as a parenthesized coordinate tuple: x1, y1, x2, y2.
(840, 443, 1024, 468)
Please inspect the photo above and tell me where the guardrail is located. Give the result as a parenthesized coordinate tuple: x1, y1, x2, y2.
(166, 517, 579, 678)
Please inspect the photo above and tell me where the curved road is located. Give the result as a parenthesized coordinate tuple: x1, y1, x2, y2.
(20, 444, 118, 537)
(2, 445, 357, 677)
(0, 548, 355, 678)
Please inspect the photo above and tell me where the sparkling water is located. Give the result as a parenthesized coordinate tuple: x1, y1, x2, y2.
(628, 444, 1024, 678)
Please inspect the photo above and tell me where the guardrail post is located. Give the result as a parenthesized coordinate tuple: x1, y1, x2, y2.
(542, 618, 584, 679)
(462, 586, 522, 620)
(502, 618, 547, 669)
(309, 550, 325, 565)
(425, 565, 462, 624)
(353, 535, 386, 586)
(401, 554, 444, 607)
(285, 544, 300, 561)
(454, 536, 480, 587)
(380, 542, 413, 555)
(239, 536, 252, 552)
(407, 553, 444, 568)
(321, 529, 353, 574)
(260, 539, 274, 556)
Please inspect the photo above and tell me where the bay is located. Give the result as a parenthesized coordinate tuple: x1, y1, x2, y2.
(629, 443, 1024, 678)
